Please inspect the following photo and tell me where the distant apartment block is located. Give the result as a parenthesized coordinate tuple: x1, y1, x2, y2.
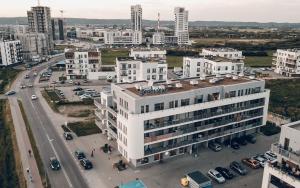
(0, 40, 22, 66)
(65, 48, 103, 80)
(116, 57, 168, 83)
(201, 48, 245, 60)
(129, 48, 166, 61)
(152, 32, 165, 45)
(104, 30, 142, 45)
(131, 5, 142, 32)
(95, 76, 269, 167)
(51, 18, 66, 41)
(273, 49, 300, 77)
(262, 121, 300, 188)
(174, 7, 189, 45)
(183, 56, 244, 78)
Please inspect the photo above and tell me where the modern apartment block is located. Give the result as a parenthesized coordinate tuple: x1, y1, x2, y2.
(152, 32, 165, 45)
(15, 32, 49, 61)
(183, 56, 244, 78)
(273, 49, 300, 77)
(262, 121, 300, 188)
(129, 48, 166, 61)
(65, 48, 102, 80)
(104, 30, 142, 45)
(51, 18, 66, 41)
(0, 40, 23, 66)
(27, 6, 53, 50)
(131, 5, 142, 32)
(201, 48, 245, 60)
(115, 57, 168, 83)
(174, 7, 189, 45)
(95, 76, 270, 167)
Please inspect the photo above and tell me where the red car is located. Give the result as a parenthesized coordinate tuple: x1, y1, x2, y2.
(241, 158, 260, 169)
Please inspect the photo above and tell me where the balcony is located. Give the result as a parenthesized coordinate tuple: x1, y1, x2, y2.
(95, 109, 106, 119)
(94, 99, 105, 109)
(144, 122, 261, 154)
(95, 119, 106, 130)
(271, 143, 300, 164)
(144, 102, 265, 131)
(107, 106, 118, 117)
(107, 116, 117, 126)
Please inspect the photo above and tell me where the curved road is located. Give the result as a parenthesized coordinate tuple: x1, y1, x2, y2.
(13, 57, 89, 188)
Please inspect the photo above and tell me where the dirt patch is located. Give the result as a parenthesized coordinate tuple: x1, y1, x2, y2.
(58, 104, 95, 118)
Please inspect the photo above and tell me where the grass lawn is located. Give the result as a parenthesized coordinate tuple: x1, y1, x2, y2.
(266, 79, 300, 121)
(102, 49, 129, 65)
(0, 68, 21, 94)
(244, 56, 273, 67)
(167, 56, 183, 68)
(67, 121, 101, 137)
(0, 100, 25, 188)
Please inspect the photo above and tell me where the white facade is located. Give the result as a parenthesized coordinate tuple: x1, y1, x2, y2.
(0, 40, 23, 66)
(104, 30, 142, 45)
(116, 57, 167, 83)
(152, 32, 165, 45)
(65, 49, 102, 80)
(262, 121, 300, 188)
(129, 48, 166, 61)
(95, 76, 269, 167)
(174, 7, 189, 45)
(183, 56, 244, 78)
(201, 48, 245, 60)
(273, 49, 300, 77)
(131, 5, 142, 32)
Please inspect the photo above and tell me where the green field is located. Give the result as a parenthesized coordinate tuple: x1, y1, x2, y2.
(0, 68, 21, 94)
(266, 79, 300, 121)
(244, 51, 274, 67)
(67, 121, 101, 137)
(102, 49, 129, 65)
(167, 56, 183, 68)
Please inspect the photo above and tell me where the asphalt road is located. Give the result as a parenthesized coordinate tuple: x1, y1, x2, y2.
(14, 57, 89, 188)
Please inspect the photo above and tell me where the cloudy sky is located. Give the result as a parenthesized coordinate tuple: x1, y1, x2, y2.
(1, 0, 300, 22)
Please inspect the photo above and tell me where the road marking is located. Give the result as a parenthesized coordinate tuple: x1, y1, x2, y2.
(28, 98, 74, 188)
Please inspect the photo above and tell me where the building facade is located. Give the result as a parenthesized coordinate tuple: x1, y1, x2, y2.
(116, 57, 168, 83)
(152, 32, 165, 45)
(95, 76, 270, 167)
(174, 7, 189, 45)
(129, 48, 166, 61)
(0, 40, 22, 66)
(262, 121, 300, 188)
(183, 56, 244, 78)
(51, 18, 66, 41)
(131, 5, 142, 32)
(104, 30, 142, 45)
(201, 48, 245, 60)
(65, 49, 102, 80)
(273, 49, 300, 77)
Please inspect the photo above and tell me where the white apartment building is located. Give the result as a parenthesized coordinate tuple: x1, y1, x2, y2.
(152, 32, 165, 45)
(65, 48, 103, 80)
(262, 121, 300, 188)
(95, 76, 269, 167)
(174, 7, 189, 45)
(129, 48, 166, 61)
(115, 57, 168, 83)
(0, 40, 23, 66)
(201, 48, 245, 60)
(131, 5, 142, 32)
(104, 30, 142, 45)
(183, 56, 244, 78)
(273, 49, 300, 77)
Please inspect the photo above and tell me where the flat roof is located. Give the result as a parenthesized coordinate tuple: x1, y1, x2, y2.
(116, 76, 259, 98)
(185, 56, 244, 63)
(203, 48, 241, 52)
(119, 180, 147, 188)
(187, 171, 210, 184)
(131, 48, 166, 52)
(117, 57, 166, 63)
(287, 120, 300, 131)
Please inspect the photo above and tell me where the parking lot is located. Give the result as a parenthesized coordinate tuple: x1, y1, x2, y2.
(62, 130, 279, 188)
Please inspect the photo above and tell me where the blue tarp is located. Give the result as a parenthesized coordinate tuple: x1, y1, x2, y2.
(119, 180, 147, 188)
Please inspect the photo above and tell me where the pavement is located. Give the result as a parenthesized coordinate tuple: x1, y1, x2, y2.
(9, 57, 89, 188)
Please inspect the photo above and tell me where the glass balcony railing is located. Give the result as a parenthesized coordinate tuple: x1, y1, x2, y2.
(271, 143, 300, 164)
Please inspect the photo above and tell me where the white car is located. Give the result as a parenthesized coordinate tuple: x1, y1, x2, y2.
(27, 84, 33, 88)
(31, 95, 38, 100)
(68, 80, 73, 84)
(208, 169, 225, 184)
(264, 151, 277, 163)
(254, 155, 268, 167)
(79, 94, 91, 100)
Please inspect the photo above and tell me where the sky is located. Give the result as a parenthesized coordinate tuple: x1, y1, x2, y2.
(1, 0, 300, 23)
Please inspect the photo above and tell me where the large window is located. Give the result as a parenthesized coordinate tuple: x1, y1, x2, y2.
(181, 99, 190, 106)
(154, 103, 164, 111)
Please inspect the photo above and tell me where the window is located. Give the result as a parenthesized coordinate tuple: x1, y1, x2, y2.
(133, 64, 136, 68)
(147, 75, 150, 80)
(152, 75, 156, 80)
(145, 105, 149, 112)
(154, 103, 164, 111)
(175, 100, 178, 108)
(195, 95, 203, 104)
(152, 68, 156, 73)
(141, 106, 144, 113)
(169, 101, 174, 108)
(147, 69, 150, 73)
(128, 64, 131, 68)
(229, 91, 236, 97)
(181, 99, 190, 106)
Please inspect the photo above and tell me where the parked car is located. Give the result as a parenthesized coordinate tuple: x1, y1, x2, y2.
(241, 158, 260, 169)
(83, 79, 88, 83)
(230, 161, 247, 175)
(27, 84, 33, 88)
(5, 90, 16, 96)
(50, 157, 61, 171)
(208, 142, 222, 152)
(80, 94, 91, 99)
(75, 150, 86, 160)
(74, 81, 81, 86)
(68, 80, 73, 84)
(264, 151, 277, 163)
(236, 137, 247, 145)
(80, 158, 93, 170)
(25, 74, 30, 79)
(207, 169, 226, 183)
(63, 132, 73, 140)
(254, 155, 268, 167)
(215, 167, 234, 180)
(245, 134, 256, 144)
(73, 87, 83, 92)
(231, 141, 240, 150)
(75, 90, 85, 96)
(31, 95, 38, 100)
(20, 85, 26, 89)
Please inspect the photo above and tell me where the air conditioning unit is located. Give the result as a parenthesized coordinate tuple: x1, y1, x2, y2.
(249, 75, 255, 80)
(232, 76, 239, 80)
(175, 83, 183, 88)
(209, 79, 216, 84)
(190, 80, 198, 85)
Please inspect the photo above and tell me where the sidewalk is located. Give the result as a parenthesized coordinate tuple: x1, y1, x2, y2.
(9, 71, 43, 188)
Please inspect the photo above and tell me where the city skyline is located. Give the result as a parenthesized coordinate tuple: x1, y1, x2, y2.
(1, 0, 300, 23)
